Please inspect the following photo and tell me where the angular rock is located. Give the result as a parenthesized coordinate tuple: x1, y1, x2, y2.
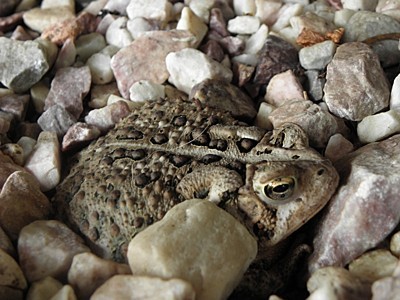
(299, 40, 337, 70)
(291, 11, 336, 36)
(62, 122, 101, 152)
(49, 285, 77, 300)
(324, 42, 390, 121)
(219, 36, 246, 56)
(357, 110, 400, 144)
(271, 3, 303, 32)
(37, 105, 77, 138)
(0, 171, 51, 241)
(22, 7, 74, 33)
(91, 275, 196, 300)
(199, 39, 225, 62)
(209, 8, 229, 37)
(128, 199, 257, 300)
(309, 134, 400, 271)
(18, 220, 90, 283)
(190, 78, 256, 120)
(304, 69, 326, 101)
(185, 0, 214, 22)
(24, 131, 61, 192)
(111, 30, 195, 98)
(255, 0, 282, 25)
(372, 276, 400, 300)
(0, 151, 25, 189)
(244, 24, 269, 55)
(129, 80, 165, 102)
(265, 70, 304, 107)
(227, 15, 260, 35)
(324, 133, 354, 163)
(390, 73, 400, 111)
(68, 252, 131, 299)
(0, 248, 27, 291)
(126, 0, 173, 22)
(87, 53, 114, 85)
(44, 66, 91, 120)
(26, 276, 63, 300)
(166, 48, 233, 94)
(0, 94, 29, 121)
(105, 17, 133, 49)
(177, 7, 208, 48)
(75, 32, 106, 62)
(0, 37, 53, 93)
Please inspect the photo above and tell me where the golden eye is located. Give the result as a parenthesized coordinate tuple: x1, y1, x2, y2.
(263, 177, 296, 201)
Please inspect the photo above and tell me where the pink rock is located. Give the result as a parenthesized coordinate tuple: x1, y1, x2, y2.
(44, 66, 92, 119)
(62, 122, 101, 152)
(209, 8, 229, 37)
(309, 134, 400, 272)
(110, 30, 195, 98)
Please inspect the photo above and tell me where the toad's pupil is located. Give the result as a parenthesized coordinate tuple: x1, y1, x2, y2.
(273, 184, 289, 194)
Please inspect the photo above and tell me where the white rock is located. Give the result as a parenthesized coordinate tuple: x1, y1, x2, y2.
(82, 0, 108, 15)
(30, 81, 48, 114)
(342, 0, 378, 11)
(232, 53, 258, 66)
(233, 0, 256, 16)
(91, 275, 196, 300)
(184, 0, 215, 22)
(96, 13, 116, 35)
(75, 33, 106, 63)
(324, 133, 354, 162)
(390, 73, 400, 110)
(255, 0, 282, 25)
(290, 11, 336, 35)
(85, 101, 131, 132)
(49, 285, 77, 300)
(126, 17, 158, 39)
(265, 70, 304, 107)
(334, 8, 356, 27)
(87, 53, 114, 85)
(255, 102, 275, 130)
(272, 3, 304, 32)
(129, 80, 165, 102)
(103, 0, 130, 15)
(26, 277, 63, 300)
(277, 26, 299, 46)
(299, 40, 337, 70)
(41, 0, 75, 11)
(166, 48, 233, 94)
(100, 45, 119, 57)
(89, 82, 120, 109)
(357, 110, 400, 144)
(107, 95, 140, 110)
(176, 7, 208, 48)
(390, 231, 400, 257)
(128, 199, 257, 300)
(24, 131, 61, 192)
(227, 15, 260, 35)
(126, 0, 173, 23)
(105, 17, 133, 49)
(245, 24, 269, 54)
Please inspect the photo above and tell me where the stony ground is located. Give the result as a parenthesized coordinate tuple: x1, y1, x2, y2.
(1, 0, 400, 299)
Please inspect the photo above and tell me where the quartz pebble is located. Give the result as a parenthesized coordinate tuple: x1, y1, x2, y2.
(68, 252, 131, 299)
(18, 220, 90, 283)
(244, 24, 269, 55)
(227, 15, 260, 35)
(126, 0, 173, 23)
(128, 199, 257, 300)
(371, 275, 400, 300)
(49, 285, 77, 300)
(62, 122, 101, 152)
(177, 7, 208, 48)
(87, 53, 114, 85)
(310, 134, 400, 271)
(105, 17, 133, 49)
(37, 105, 77, 138)
(129, 80, 165, 102)
(91, 275, 196, 300)
(166, 48, 233, 94)
(103, 0, 130, 15)
(299, 40, 336, 70)
(126, 17, 159, 39)
(84, 101, 131, 132)
(323, 42, 390, 121)
(357, 110, 400, 143)
(23, 7, 75, 33)
(26, 277, 63, 300)
(271, 3, 303, 32)
(390, 73, 400, 110)
(233, 0, 256, 16)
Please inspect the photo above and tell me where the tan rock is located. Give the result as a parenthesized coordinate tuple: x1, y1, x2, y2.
(0, 143, 24, 166)
(0, 225, 14, 257)
(176, 7, 208, 48)
(68, 252, 131, 299)
(26, 277, 63, 300)
(391, 231, 400, 257)
(0, 286, 23, 300)
(91, 275, 195, 300)
(18, 220, 90, 282)
(49, 285, 77, 300)
(128, 199, 257, 300)
(0, 248, 27, 290)
(23, 7, 75, 33)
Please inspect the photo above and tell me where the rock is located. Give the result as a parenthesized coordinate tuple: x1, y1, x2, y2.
(129, 80, 165, 102)
(89, 82, 120, 109)
(0, 37, 53, 93)
(342, 0, 378, 10)
(255, 0, 282, 25)
(0, 225, 15, 257)
(0, 11, 24, 33)
(209, 8, 229, 38)
(0, 94, 29, 121)
(0, 0, 21, 17)
(391, 231, 400, 257)
(22, 7, 75, 33)
(87, 53, 114, 85)
(372, 275, 400, 300)
(307, 267, 372, 299)
(190, 78, 257, 120)
(349, 249, 399, 282)
(75, 32, 106, 62)
(309, 134, 400, 271)
(0, 113, 11, 134)
(357, 110, 400, 144)
(166, 48, 233, 94)
(253, 35, 301, 88)
(84, 101, 131, 133)
(269, 100, 340, 148)
(17, 136, 36, 164)
(91, 275, 196, 300)
(26, 277, 63, 300)
(264, 70, 304, 107)
(0, 286, 24, 300)
(0, 248, 27, 291)
(54, 38, 77, 71)
(24, 131, 61, 192)
(126, 17, 160, 39)
(0, 171, 51, 241)
(0, 143, 24, 166)
(105, 17, 133, 49)
(44, 66, 91, 120)
(185, 0, 214, 23)
(111, 30, 195, 99)
(126, 0, 173, 23)
(18, 220, 90, 283)
(390, 73, 400, 110)
(30, 80, 50, 113)
(14, 122, 41, 141)
(37, 105, 77, 138)
(299, 40, 337, 70)
(227, 15, 260, 35)
(62, 122, 101, 152)
(49, 285, 77, 300)
(41, 0, 75, 11)
(291, 11, 336, 36)
(200, 39, 225, 62)
(0, 151, 25, 189)
(255, 102, 274, 130)
(177, 7, 207, 48)
(68, 252, 131, 299)
(271, 3, 303, 32)
(233, 0, 256, 16)
(344, 11, 400, 67)
(324, 42, 390, 121)
(219, 36, 246, 56)
(103, 0, 130, 15)
(324, 133, 354, 163)
(244, 24, 269, 55)
(304, 70, 326, 101)
(128, 199, 257, 300)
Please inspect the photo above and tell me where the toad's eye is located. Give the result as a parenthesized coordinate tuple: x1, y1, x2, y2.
(263, 177, 296, 201)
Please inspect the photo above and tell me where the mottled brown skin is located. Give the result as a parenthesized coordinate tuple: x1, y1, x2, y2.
(54, 98, 339, 263)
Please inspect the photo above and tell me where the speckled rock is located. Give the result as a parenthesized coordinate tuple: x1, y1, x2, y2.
(324, 42, 390, 121)
(44, 66, 91, 120)
(18, 220, 90, 283)
(128, 199, 257, 300)
(22, 7, 75, 33)
(91, 275, 196, 300)
(309, 134, 400, 272)
(37, 105, 77, 139)
(0, 171, 51, 241)
(111, 30, 195, 99)
(26, 277, 63, 300)
(68, 252, 131, 299)
(0, 94, 29, 122)
(0, 37, 54, 93)
(84, 101, 131, 132)
(62, 122, 101, 152)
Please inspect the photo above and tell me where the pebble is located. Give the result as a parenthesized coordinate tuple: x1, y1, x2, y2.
(30, 80, 49, 113)
(103, 0, 130, 15)
(44, 66, 91, 120)
(0, 143, 24, 166)
(16, 137, 36, 164)
(91, 275, 196, 300)
(128, 199, 257, 300)
(126, 17, 159, 39)
(299, 40, 336, 70)
(18, 220, 90, 283)
(75, 32, 106, 62)
(41, 0, 75, 11)
(200, 39, 225, 62)
(0, 225, 15, 257)
(49, 285, 77, 300)
(84, 101, 131, 132)
(255, 102, 274, 130)
(67, 252, 131, 299)
(208, 7, 230, 38)
(111, 30, 195, 99)
(323, 42, 390, 121)
(342, 0, 378, 10)
(22, 6, 75, 33)
(0, 37, 54, 93)
(227, 15, 260, 35)
(244, 24, 269, 55)
(0, 150, 26, 188)
(166, 48, 233, 94)
(177, 7, 208, 48)
(26, 277, 63, 300)
(233, 0, 256, 16)
(105, 16, 133, 49)
(0, 0, 20, 17)
(324, 133, 354, 162)
(37, 105, 77, 138)
(291, 11, 336, 36)
(0, 171, 51, 241)
(87, 53, 114, 85)
(24, 131, 61, 192)
(304, 69, 325, 101)
(271, 3, 303, 32)
(219, 36, 246, 56)
(371, 275, 400, 300)
(186, 0, 214, 23)
(129, 80, 165, 102)
(391, 231, 400, 257)
(0, 93, 29, 121)
(0, 248, 27, 291)
(357, 110, 400, 143)
(88, 82, 120, 109)
(255, 0, 282, 25)
(62, 122, 101, 152)
(126, 0, 173, 23)
(390, 73, 400, 110)
(309, 134, 400, 272)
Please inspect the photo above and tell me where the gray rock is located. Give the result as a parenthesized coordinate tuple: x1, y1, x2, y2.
(0, 37, 52, 93)
(305, 70, 326, 101)
(44, 66, 91, 120)
(0, 94, 29, 121)
(324, 42, 390, 121)
(37, 105, 77, 139)
(372, 276, 400, 300)
(0, 0, 20, 17)
(62, 122, 101, 152)
(344, 11, 400, 67)
(309, 134, 400, 272)
(299, 40, 337, 70)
